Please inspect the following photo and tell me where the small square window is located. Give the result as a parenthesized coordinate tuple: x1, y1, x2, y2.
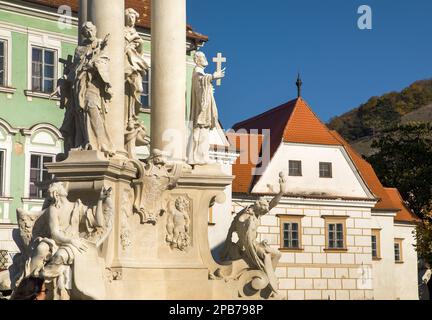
(319, 162, 332, 178)
(289, 160, 302, 176)
(279, 216, 303, 250)
(324, 217, 347, 251)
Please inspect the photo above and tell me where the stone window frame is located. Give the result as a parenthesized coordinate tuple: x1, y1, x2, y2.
(371, 229, 382, 260)
(30, 46, 58, 94)
(0, 28, 15, 94)
(278, 214, 304, 252)
(288, 160, 302, 177)
(319, 162, 333, 178)
(25, 33, 62, 100)
(394, 238, 404, 263)
(323, 216, 348, 252)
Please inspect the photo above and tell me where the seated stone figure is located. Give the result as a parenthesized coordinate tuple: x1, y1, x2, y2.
(10, 182, 113, 300)
(219, 172, 286, 299)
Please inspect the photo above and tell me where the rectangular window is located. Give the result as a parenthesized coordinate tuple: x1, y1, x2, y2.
(29, 154, 54, 198)
(0, 40, 6, 86)
(31, 47, 56, 93)
(319, 162, 332, 178)
(279, 216, 302, 250)
(324, 217, 347, 250)
(0, 150, 4, 197)
(394, 239, 404, 263)
(289, 160, 302, 176)
(141, 70, 150, 108)
(371, 229, 381, 260)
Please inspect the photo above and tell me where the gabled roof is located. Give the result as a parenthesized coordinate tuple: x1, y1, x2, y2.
(18, 0, 208, 42)
(385, 188, 420, 223)
(231, 96, 419, 223)
(329, 130, 398, 211)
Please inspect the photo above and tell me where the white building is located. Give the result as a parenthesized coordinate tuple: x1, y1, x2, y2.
(208, 96, 420, 300)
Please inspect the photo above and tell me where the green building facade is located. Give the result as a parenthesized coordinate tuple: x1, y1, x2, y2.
(0, 0, 203, 253)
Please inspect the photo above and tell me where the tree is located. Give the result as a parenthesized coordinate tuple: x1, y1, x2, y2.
(367, 123, 432, 263)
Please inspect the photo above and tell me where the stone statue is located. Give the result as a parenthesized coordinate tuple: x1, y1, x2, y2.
(219, 172, 286, 298)
(166, 196, 191, 251)
(54, 22, 115, 157)
(124, 8, 150, 158)
(9, 182, 113, 300)
(131, 149, 183, 225)
(187, 51, 225, 166)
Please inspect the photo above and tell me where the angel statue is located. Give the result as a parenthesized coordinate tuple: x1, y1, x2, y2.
(166, 196, 191, 251)
(8, 183, 113, 300)
(220, 172, 286, 298)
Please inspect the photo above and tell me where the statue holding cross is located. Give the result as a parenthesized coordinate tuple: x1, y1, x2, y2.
(187, 51, 226, 166)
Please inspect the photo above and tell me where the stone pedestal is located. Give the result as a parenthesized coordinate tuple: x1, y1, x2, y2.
(105, 164, 239, 300)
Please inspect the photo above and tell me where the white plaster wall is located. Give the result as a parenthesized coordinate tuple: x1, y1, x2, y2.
(394, 223, 419, 300)
(371, 213, 397, 300)
(253, 143, 370, 199)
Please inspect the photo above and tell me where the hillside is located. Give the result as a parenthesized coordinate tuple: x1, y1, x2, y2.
(328, 79, 432, 156)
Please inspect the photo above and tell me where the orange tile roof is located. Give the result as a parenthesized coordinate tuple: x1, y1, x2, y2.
(329, 130, 398, 211)
(228, 133, 264, 194)
(385, 188, 420, 223)
(231, 96, 418, 222)
(20, 0, 208, 42)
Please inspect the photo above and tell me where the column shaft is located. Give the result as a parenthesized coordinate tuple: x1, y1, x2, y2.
(78, 0, 88, 45)
(151, 0, 187, 162)
(88, 0, 125, 154)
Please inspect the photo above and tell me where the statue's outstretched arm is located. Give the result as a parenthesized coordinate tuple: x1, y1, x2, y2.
(269, 172, 287, 211)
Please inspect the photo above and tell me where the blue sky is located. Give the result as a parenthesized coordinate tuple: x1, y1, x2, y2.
(187, 0, 432, 128)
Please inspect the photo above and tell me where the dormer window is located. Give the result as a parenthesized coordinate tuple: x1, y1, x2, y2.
(319, 162, 332, 178)
(289, 160, 302, 176)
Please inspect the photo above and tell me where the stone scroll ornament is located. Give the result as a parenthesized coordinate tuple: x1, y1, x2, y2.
(187, 51, 225, 166)
(131, 149, 183, 225)
(124, 8, 150, 159)
(214, 172, 287, 300)
(52, 22, 115, 158)
(8, 183, 114, 300)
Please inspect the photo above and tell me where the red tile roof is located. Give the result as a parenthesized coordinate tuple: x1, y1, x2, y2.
(385, 188, 420, 223)
(20, 0, 208, 42)
(231, 97, 418, 223)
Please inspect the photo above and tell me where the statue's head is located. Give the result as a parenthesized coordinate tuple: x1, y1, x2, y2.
(47, 182, 68, 208)
(253, 198, 270, 216)
(125, 8, 139, 27)
(194, 51, 208, 68)
(151, 148, 166, 166)
(175, 197, 188, 212)
(81, 22, 97, 42)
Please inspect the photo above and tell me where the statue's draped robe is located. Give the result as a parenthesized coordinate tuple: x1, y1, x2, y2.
(28, 201, 105, 300)
(60, 39, 113, 153)
(187, 67, 219, 165)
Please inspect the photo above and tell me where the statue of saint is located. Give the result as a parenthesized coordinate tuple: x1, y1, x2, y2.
(10, 183, 113, 300)
(187, 51, 225, 166)
(55, 22, 115, 157)
(124, 8, 150, 158)
(221, 173, 286, 297)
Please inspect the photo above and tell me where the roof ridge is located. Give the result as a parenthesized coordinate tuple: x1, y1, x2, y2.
(233, 98, 299, 129)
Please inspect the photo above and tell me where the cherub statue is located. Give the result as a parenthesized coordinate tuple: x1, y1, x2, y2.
(166, 197, 191, 251)
(9, 183, 113, 300)
(220, 172, 286, 297)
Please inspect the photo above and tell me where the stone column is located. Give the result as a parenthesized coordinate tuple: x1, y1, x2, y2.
(151, 0, 187, 162)
(88, 0, 126, 154)
(78, 0, 88, 45)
